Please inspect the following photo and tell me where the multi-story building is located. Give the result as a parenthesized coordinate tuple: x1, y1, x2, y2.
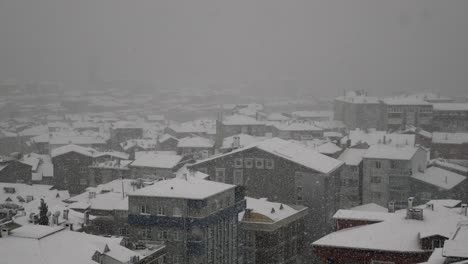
(110, 121, 144, 148)
(337, 148, 367, 208)
(290, 111, 332, 122)
(313, 199, 468, 264)
(362, 144, 428, 207)
(431, 132, 468, 160)
(382, 98, 433, 131)
(333, 93, 383, 130)
(239, 197, 308, 264)
(128, 178, 246, 264)
(189, 137, 343, 241)
(88, 159, 132, 187)
(432, 103, 468, 132)
(51, 144, 94, 194)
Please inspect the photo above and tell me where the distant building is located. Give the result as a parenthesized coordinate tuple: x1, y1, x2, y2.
(189, 137, 343, 241)
(340, 128, 416, 149)
(382, 98, 433, 132)
(110, 121, 144, 148)
(431, 132, 468, 160)
(333, 92, 383, 130)
(128, 178, 246, 264)
(239, 197, 308, 264)
(291, 111, 332, 122)
(51, 145, 94, 194)
(129, 152, 185, 180)
(432, 103, 468, 132)
(362, 144, 428, 207)
(157, 134, 179, 151)
(0, 154, 32, 183)
(313, 199, 468, 264)
(88, 159, 132, 187)
(217, 115, 267, 138)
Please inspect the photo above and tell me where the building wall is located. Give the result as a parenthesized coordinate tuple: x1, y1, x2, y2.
(129, 166, 175, 180)
(88, 167, 131, 187)
(241, 218, 306, 264)
(0, 160, 32, 183)
(221, 124, 267, 137)
(339, 163, 363, 209)
(313, 246, 431, 264)
(431, 143, 468, 160)
(333, 100, 383, 130)
(433, 110, 468, 132)
(52, 152, 92, 194)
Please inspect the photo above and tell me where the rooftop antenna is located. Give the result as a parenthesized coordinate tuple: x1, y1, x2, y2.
(121, 176, 125, 199)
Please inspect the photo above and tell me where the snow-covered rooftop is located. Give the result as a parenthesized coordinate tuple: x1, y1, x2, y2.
(130, 178, 235, 200)
(314, 201, 468, 253)
(432, 132, 468, 144)
(272, 122, 322, 131)
(341, 129, 416, 147)
(239, 197, 306, 224)
(443, 221, 468, 259)
(193, 137, 343, 174)
(51, 144, 95, 158)
(350, 203, 388, 213)
(291, 110, 333, 119)
(120, 138, 157, 151)
(338, 148, 368, 166)
(363, 144, 421, 160)
(130, 152, 183, 169)
(314, 142, 342, 155)
(266, 113, 290, 121)
(0, 226, 141, 264)
(411, 166, 466, 190)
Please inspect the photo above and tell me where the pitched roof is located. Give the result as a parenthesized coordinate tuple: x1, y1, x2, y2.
(51, 144, 95, 158)
(192, 137, 343, 174)
(313, 201, 468, 253)
(411, 166, 466, 190)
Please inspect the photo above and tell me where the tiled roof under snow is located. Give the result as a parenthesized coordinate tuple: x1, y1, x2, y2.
(411, 166, 466, 190)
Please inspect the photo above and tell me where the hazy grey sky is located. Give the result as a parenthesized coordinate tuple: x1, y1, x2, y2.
(1, 0, 467, 96)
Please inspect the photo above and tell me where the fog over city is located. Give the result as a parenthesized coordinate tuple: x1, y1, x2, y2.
(1, 1, 468, 264)
(1, 0, 468, 97)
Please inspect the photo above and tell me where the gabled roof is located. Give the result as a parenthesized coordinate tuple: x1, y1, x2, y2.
(192, 137, 343, 174)
(313, 201, 468, 253)
(51, 144, 95, 158)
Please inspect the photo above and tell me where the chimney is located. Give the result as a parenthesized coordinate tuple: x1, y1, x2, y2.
(63, 209, 69, 220)
(1, 228, 9, 238)
(271, 207, 276, 214)
(383, 135, 386, 144)
(388, 201, 395, 213)
(408, 197, 414, 209)
(461, 204, 467, 216)
(88, 191, 96, 199)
